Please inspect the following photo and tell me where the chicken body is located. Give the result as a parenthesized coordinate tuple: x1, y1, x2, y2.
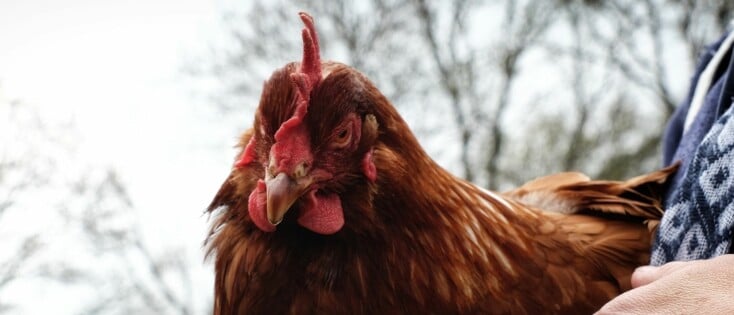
(206, 13, 675, 315)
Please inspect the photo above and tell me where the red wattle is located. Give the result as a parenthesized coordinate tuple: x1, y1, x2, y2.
(297, 190, 344, 235)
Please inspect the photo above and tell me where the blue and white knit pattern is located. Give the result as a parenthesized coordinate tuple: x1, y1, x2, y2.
(652, 105, 734, 265)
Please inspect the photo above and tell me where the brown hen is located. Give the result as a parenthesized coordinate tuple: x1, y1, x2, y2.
(205, 12, 676, 315)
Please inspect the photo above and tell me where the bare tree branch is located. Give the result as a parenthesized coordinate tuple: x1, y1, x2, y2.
(484, 0, 557, 189)
(195, 0, 726, 190)
(414, 0, 476, 181)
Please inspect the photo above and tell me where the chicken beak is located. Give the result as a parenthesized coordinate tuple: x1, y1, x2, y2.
(265, 172, 311, 225)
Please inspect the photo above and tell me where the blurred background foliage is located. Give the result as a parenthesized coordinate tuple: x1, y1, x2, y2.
(199, 0, 732, 189)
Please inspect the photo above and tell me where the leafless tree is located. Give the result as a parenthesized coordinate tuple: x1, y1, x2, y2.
(57, 170, 199, 315)
(0, 93, 54, 312)
(0, 90, 204, 314)
(412, 0, 560, 187)
(196, 0, 729, 191)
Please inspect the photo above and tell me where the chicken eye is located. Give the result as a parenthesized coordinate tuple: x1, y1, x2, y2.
(331, 127, 352, 149)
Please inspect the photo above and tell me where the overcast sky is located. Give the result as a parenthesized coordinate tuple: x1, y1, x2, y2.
(0, 0, 243, 313)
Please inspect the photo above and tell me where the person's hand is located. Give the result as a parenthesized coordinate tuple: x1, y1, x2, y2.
(595, 254, 734, 314)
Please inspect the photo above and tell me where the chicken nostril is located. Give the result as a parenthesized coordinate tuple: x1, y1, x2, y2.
(294, 162, 309, 179)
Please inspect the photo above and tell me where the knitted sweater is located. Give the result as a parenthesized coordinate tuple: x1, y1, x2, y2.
(652, 31, 734, 265)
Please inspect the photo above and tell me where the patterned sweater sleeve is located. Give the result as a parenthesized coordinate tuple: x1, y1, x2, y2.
(652, 30, 734, 264)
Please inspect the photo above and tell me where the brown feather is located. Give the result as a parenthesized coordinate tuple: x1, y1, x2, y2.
(205, 13, 680, 315)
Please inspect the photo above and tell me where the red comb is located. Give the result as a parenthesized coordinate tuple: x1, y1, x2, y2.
(235, 13, 322, 169)
(296, 12, 321, 91)
(272, 12, 322, 143)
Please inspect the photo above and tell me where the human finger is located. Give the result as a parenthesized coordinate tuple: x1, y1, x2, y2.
(630, 261, 691, 288)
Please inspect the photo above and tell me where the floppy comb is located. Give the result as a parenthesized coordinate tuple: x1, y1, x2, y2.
(235, 12, 322, 169)
(273, 12, 322, 142)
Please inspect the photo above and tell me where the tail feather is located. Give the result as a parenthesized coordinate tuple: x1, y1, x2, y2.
(509, 163, 679, 295)
(503, 163, 679, 221)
